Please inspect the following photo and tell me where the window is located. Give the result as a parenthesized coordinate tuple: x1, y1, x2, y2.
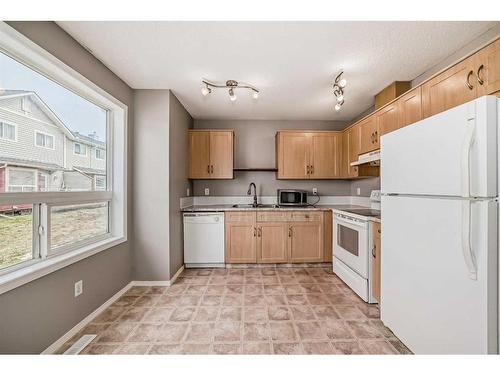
(95, 148, 105, 160)
(35, 131, 54, 149)
(21, 96, 31, 113)
(0, 121, 16, 141)
(74, 142, 87, 156)
(0, 22, 127, 293)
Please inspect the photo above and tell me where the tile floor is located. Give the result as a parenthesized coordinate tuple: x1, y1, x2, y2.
(60, 266, 411, 355)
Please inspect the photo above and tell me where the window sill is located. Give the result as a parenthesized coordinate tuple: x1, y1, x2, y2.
(0, 235, 126, 295)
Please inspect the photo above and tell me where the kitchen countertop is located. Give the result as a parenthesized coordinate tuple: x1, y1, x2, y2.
(181, 204, 381, 222)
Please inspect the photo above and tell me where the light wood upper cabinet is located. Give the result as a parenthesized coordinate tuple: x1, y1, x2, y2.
(359, 116, 379, 154)
(371, 222, 381, 302)
(422, 56, 477, 118)
(288, 221, 323, 263)
(257, 222, 288, 263)
(377, 102, 400, 136)
(347, 125, 360, 177)
(398, 87, 422, 128)
(276, 131, 341, 179)
(311, 133, 340, 178)
(188, 130, 233, 179)
(225, 212, 257, 263)
(475, 38, 500, 96)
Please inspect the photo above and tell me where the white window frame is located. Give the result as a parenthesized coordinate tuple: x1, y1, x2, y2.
(34, 130, 55, 150)
(73, 142, 87, 156)
(6, 166, 37, 192)
(0, 22, 128, 295)
(0, 120, 17, 142)
(95, 148, 105, 160)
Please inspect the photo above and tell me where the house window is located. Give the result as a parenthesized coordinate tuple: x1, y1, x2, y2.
(0, 122, 16, 141)
(95, 148, 105, 160)
(21, 96, 32, 113)
(74, 142, 87, 156)
(0, 23, 127, 293)
(35, 131, 55, 149)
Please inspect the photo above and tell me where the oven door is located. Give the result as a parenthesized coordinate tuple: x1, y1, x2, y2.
(333, 213, 369, 278)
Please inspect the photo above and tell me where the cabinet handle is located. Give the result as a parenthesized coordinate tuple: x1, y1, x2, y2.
(372, 246, 376, 258)
(306, 165, 310, 174)
(466, 70, 474, 90)
(477, 64, 484, 85)
(210, 165, 214, 174)
(374, 131, 378, 143)
(258, 227, 262, 237)
(378, 229, 381, 234)
(207, 165, 210, 174)
(253, 227, 256, 237)
(310, 165, 314, 174)
(288, 227, 292, 237)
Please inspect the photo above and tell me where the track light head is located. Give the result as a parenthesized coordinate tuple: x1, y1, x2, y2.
(229, 88, 237, 101)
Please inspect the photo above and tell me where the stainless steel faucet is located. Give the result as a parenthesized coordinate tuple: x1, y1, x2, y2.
(247, 182, 258, 207)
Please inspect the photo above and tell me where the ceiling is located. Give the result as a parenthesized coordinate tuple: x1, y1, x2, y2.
(57, 21, 497, 122)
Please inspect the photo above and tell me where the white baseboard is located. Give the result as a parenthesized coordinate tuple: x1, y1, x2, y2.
(41, 281, 133, 354)
(41, 267, 185, 355)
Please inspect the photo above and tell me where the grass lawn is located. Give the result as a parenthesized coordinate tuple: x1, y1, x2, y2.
(0, 204, 107, 270)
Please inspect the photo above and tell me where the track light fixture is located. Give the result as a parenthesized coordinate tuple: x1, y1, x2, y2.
(332, 71, 347, 111)
(201, 79, 259, 101)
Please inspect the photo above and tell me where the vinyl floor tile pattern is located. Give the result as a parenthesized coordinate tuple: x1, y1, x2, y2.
(60, 266, 411, 355)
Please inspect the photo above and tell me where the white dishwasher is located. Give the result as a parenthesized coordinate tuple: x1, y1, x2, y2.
(183, 212, 225, 268)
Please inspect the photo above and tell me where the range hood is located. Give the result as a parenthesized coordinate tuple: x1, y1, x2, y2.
(350, 149, 380, 166)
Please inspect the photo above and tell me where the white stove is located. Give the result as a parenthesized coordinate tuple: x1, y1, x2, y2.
(333, 191, 380, 304)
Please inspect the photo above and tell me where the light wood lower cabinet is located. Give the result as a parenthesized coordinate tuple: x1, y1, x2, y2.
(371, 222, 381, 302)
(224, 210, 329, 264)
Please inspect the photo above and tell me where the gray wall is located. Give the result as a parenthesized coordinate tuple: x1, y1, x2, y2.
(133, 90, 170, 280)
(193, 119, 353, 196)
(168, 92, 193, 277)
(0, 21, 134, 354)
(351, 177, 380, 197)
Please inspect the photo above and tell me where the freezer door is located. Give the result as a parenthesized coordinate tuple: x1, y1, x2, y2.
(381, 96, 497, 198)
(380, 195, 498, 354)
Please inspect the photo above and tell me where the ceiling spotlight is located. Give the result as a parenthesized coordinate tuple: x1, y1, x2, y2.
(335, 103, 342, 111)
(201, 79, 259, 102)
(229, 88, 237, 101)
(201, 86, 211, 96)
(336, 94, 344, 103)
(338, 78, 347, 88)
(332, 71, 347, 112)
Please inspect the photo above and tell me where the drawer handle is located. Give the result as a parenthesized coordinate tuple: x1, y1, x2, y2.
(466, 70, 474, 90)
(253, 227, 256, 237)
(372, 246, 376, 258)
(288, 227, 292, 237)
(477, 64, 484, 85)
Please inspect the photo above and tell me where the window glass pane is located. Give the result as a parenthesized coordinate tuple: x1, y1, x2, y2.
(8, 168, 36, 192)
(50, 202, 109, 251)
(0, 51, 107, 192)
(337, 224, 359, 256)
(0, 204, 34, 270)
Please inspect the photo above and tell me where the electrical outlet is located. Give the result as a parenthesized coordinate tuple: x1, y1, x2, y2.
(186, 188, 190, 197)
(74, 280, 83, 297)
(356, 188, 361, 196)
(204, 188, 210, 196)
(312, 188, 318, 196)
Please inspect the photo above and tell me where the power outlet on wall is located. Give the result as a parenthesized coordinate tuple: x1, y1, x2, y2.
(356, 188, 361, 196)
(204, 188, 210, 196)
(186, 188, 190, 197)
(312, 188, 318, 196)
(74, 280, 83, 298)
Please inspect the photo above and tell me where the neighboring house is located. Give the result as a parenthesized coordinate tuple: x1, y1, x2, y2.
(0, 90, 106, 206)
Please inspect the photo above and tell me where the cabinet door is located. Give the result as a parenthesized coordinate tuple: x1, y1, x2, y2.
(288, 221, 323, 263)
(475, 38, 500, 96)
(359, 116, 379, 154)
(188, 131, 211, 178)
(347, 125, 360, 177)
(225, 212, 256, 263)
(277, 132, 311, 179)
(340, 131, 349, 178)
(422, 56, 477, 118)
(398, 87, 422, 128)
(377, 102, 400, 136)
(209, 131, 233, 179)
(311, 133, 339, 178)
(257, 222, 288, 263)
(371, 222, 381, 302)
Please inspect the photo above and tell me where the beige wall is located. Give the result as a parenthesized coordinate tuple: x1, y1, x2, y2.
(168, 92, 193, 277)
(192, 119, 353, 196)
(133, 90, 170, 280)
(1, 21, 134, 354)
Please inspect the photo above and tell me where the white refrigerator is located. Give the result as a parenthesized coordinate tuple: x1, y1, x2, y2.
(380, 96, 499, 354)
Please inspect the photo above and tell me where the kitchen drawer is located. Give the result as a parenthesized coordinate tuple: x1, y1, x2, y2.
(225, 211, 256, 223)
(256, 211, 288, 222)
(287, 211, 323, 222)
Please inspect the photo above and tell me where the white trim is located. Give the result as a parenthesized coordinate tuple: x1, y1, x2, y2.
(34, 130, 55, 150)
(130, 280, 171, 287)
(0, 119, 17, 142)
(0, 235, 126, 295)
(41, 280, 133, 354)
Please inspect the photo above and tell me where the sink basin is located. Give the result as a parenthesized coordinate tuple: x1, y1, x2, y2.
(231, 204, 279, 209)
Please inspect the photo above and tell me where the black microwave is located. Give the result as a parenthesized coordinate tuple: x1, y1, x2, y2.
(277, 189, 308, 206)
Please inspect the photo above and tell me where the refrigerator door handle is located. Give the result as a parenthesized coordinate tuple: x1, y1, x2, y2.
(461, 200, 477, 280)
(461, 121, 475, 198)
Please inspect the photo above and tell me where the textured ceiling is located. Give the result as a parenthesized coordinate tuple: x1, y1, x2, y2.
(57, 21, 498, 121)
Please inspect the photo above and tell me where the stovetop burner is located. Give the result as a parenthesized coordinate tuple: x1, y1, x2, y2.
(341, 208, 381, 219)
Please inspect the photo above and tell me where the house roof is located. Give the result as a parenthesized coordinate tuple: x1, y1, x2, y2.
(0, 90, 106, 149)
(0, 157, 68, 171)
(72, 166, 106, 176)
